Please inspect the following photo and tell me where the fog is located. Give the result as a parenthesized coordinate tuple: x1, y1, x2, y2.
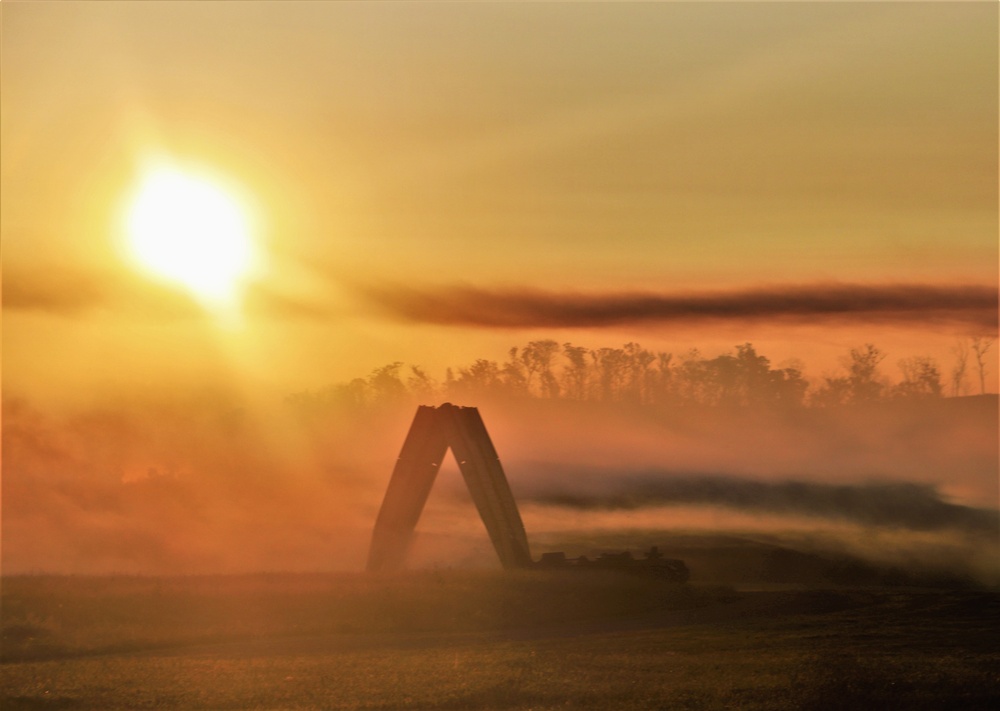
(2, 391, 997, 584)
(511, 468, 997, 533)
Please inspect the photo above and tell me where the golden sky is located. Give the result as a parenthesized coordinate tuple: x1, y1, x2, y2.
(3, 1, 998, 403)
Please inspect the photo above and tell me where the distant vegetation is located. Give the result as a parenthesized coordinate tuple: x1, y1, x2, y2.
(288, 338, 995, 413)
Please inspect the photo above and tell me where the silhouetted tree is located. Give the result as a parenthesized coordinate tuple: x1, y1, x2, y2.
(561, 343, 590, 401)
(500, 348, 528, 395)
(970, 336, 995, 395)
(734, 343, 774, 405)
(367, 363, 408, 405)
(845, 344, 886, 403)
(450, 359, 504, 397)
(623, 342, 656, 404)
(592, 347, 628, 402)
(407, 366, 438, 402)
(767, 362, 809, 407)
(505, 346, 533, 394)
(672, 343, 805, 408)
(894, 356, 943, 399)
(286, 376, 371, 417)
(650, 352, 674, 404)
(701, 352, 741, 406)
(674, 349, 708, 405)
(292, 337, 987, 415)
(521, 340, 561, 398)
(950, 339, 970, 397)
(810, 376, 852, 407)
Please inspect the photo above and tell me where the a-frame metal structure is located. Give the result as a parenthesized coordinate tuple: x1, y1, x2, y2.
(367, 404, 532, 572)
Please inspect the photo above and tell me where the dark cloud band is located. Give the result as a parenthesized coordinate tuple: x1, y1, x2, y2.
(360, 282, 998, 329)
(6, 268, 996, 331)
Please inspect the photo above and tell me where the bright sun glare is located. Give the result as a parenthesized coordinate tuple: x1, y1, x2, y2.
(126, 164, 255, 308)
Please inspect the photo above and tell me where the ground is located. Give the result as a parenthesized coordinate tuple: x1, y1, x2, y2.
(2, 571, 998, 710)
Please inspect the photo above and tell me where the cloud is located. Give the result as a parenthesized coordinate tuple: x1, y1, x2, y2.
(2, 268, 202, 318)
(358, 282, 999, 329)
(7, 265, 995, 333)
(2, 268, 334, 321)
(3, 269, 112, 315)
(512, 465, 1000, 534)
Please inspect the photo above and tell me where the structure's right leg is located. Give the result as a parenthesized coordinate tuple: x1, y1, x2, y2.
(444, 405, 532, 569)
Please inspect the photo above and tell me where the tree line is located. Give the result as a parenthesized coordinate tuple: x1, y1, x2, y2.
(287, 337, 995, 414)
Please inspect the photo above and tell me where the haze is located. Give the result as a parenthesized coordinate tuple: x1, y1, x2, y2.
(2, 2, 997, 582)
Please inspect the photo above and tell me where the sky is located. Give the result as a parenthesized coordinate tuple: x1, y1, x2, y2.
(1, 1, 997, 576)
(3, 0, 997, 404)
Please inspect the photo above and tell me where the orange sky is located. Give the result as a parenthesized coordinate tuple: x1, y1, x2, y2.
(2, 1, 997, 401)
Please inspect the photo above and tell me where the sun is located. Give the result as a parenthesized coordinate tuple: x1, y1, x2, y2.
(125, 163, 256, 308)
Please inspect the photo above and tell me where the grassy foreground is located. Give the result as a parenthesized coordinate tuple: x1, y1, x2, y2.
(2, 572, 998, 710)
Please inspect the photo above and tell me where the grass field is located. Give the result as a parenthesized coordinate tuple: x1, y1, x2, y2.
(3, 572, 999, 710)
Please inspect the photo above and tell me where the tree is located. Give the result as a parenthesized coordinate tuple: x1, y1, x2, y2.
(970, 336, 995, 395)
(561, 343, 590, 401)
(734, 343, 774, 406)
(650, 352, 674, 404)
(367, 363, 408, 405)
(674, 349, 708, 405)
(685, 344, 809, 408)
(450, 359, 504, 397)
(844, 344, 886, 403)
(767, 362, 809, 407)
(623, 342, 656, 404)
(407, 366, 438, 402)
(813, 345, 886, 406)
(950, 339, 970, 397)
(500, 348, 528, 395)
(520, 340, 561, 398)
(286, 337, 970, 414)
(700, 352, 740, 406)
(592, 347, 628, 402)
(810, 376, 851, 407)
(894, 356, 943, 399)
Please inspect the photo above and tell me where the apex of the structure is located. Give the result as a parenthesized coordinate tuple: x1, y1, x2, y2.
(427, 402, 480, 413)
